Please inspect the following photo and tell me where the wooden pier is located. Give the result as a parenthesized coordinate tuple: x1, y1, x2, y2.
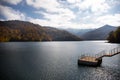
(78, 47, 120, 67)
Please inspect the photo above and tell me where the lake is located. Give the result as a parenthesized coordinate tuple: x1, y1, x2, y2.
(0, 41, 120, 80)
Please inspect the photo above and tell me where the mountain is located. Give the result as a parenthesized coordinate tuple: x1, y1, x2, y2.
(81, 25, 117, 40)
(76, 29, 94, 36)
(0, 20, 81, 42)
(64, 28, 82, 35)
(43, 27, 81, 41)
(63, 28, 93, 36)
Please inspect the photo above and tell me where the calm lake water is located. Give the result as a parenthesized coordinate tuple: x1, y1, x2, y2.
(0, 41, 120, 80)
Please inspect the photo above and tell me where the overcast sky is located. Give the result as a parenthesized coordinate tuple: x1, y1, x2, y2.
(0, 0, 120, 29)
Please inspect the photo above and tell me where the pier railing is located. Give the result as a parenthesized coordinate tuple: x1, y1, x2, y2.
(96, 47, 120, 59)
(80, 47, 120, 60)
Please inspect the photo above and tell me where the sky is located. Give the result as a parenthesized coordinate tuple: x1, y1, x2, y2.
(0, 0, 120, 29)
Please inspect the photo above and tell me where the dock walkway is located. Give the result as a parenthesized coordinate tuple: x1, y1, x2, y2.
(78, 47, 120, 66)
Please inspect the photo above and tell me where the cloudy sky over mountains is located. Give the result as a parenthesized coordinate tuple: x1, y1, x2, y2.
(0, 0, 120, 29)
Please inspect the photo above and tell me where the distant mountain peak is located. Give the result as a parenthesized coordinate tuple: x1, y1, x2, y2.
(102, 24, 114, 28)
(104, 24, 111, 26)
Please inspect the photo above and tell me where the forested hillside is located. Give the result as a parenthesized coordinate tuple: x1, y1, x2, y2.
(107, 26, 120, 43)
(0, 20, 81, 42)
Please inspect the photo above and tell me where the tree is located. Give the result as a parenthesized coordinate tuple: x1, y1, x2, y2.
(115, 27, 120, 43)
(107, 31, 116, 43)
(107, 26, 120, 43)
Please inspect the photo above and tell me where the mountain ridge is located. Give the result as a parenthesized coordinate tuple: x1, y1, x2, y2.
(64, 28, 94, 36)
(81, 25, 117, 40)
(0, 20, 82, 42)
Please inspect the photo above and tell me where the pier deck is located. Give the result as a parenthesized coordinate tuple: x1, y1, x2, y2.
(80, 56, 97, 62)
(78, 56, 102, 66)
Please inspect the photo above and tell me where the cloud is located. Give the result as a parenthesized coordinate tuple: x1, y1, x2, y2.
(36, 8, 76, 21)
(67, 0, 75, 3)
(67, 0, 81, 4)
(108, 0, 120, 5)
(29, 18, 50, 26)
(26, 0, 60, 12)
(2, 0, 22, 5)
(0, 5, 26, 20)
(34, 7, 77, 29)
(69, 0, 110, 14)
(96, 14, 120, 26)
(28, 16, 100, 29)
(27, 0, 77, 28)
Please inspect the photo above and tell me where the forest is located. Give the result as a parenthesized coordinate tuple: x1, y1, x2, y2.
(107, 26, 120, 43)
(0, 20, 81, 42)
